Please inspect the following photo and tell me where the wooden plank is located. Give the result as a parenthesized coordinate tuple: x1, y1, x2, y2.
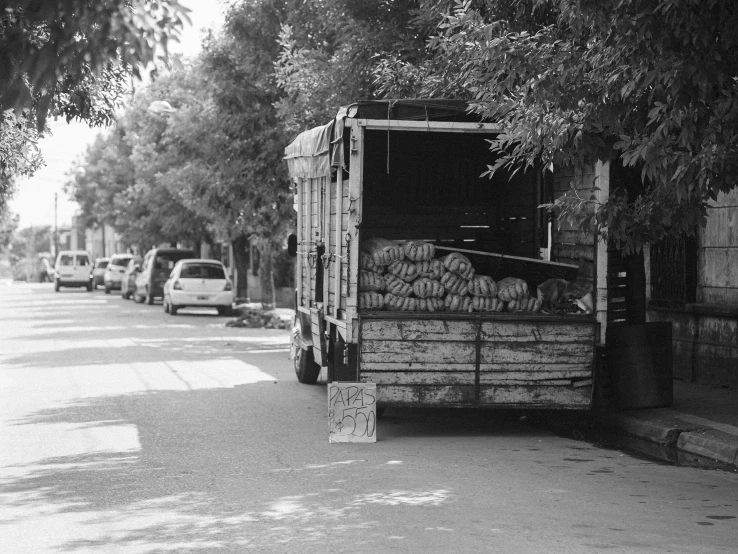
(362, 371, 476, 386)
(358, 119, 502, 133)
(479, 342, 594, 364)
(361, 341, 477, 364)
(376, 385, 477, 405)
(479, 370, 591, 383)
(362, 319, 477, 341)
(480, 321, 595, 343)
(361, 362, 590, 375)
(345, 120, 363, 342)
(479, 385, 591, 407)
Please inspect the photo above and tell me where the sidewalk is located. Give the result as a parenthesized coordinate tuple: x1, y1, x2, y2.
(595, 380, 738, 468)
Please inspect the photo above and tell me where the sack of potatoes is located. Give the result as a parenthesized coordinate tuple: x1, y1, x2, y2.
(358, 270, 384, 292)
(442, 252, 475, 280)
(440, 272, 469, 296)
(415, 259, 444, 280)
(402, 240, 436, 262)
(414, 297, 445, 312)
(361, 238, 404, 266)
(360, 251, 385, 274)
(444, 293, 474, 312)
(506, 297, 542, 313)
(472, 296, 505, 312)
(387, 259, 419, 282)
(359, 291, 385, 310)
(412, 277, 446, 299)
(384, 274, 413, 297)
(384, 292, 418, 311)
(468, 275, 498, 298)
(496, 277, 530, 303)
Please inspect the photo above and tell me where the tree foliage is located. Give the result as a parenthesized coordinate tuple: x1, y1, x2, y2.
(0, 0, 189, 209)
(376, 0, 738, 252)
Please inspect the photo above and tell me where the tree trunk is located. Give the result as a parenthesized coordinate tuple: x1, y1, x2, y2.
(258, 242, 276, 309)
(231, 235, 250, 301)
(624, 248, 647, 324)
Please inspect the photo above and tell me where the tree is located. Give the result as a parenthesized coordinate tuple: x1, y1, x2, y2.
(0, 0, 190, 208)
(194, 0, 295, 302)
(0, 204, 19, 252)
(275, 0, 423, 134)
(389, 0, 738, 254)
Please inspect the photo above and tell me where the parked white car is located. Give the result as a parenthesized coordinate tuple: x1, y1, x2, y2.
(103, 253, 134, 294)
(163, 259, 234, 316)
(54, 250, 93, 291)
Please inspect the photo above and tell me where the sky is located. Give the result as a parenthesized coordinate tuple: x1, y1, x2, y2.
(10, 0, 227, 229)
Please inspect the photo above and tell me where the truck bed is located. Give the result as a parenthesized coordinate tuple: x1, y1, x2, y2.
(358, 312, 597, 409)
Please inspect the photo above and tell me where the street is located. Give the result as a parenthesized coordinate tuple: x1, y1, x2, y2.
(1, 283, 737, 553)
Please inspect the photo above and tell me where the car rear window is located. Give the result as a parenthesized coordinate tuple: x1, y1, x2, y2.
(76, 255, 90, 266)
(59, 254, 74, 266)
(110, 256, 132, 267)
(155, 252, 194, 270)
(180, 264, 226, 279)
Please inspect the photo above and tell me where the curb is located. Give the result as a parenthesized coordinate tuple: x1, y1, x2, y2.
(595, 407, 738, 468)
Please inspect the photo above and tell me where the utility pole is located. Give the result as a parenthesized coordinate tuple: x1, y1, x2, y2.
(54, 192, 58, 258)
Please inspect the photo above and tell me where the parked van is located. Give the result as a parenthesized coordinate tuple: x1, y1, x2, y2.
(134, 247, 195, 304)
(54, 250, 93, 291)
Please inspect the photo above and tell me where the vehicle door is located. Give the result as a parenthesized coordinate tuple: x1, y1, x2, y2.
(55, 253, 75, 281)
(75, 253, 91, 282)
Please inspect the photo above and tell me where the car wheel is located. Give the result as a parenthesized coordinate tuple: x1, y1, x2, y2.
(145, 288, 154, 305)
(217, 306, 233, 317)
(163, 298, 170, 313)
(170, 304, 179, 315)
(54, 279, 60, 292)
(86, 281, 93, 292)
(105, 286, 111, 294)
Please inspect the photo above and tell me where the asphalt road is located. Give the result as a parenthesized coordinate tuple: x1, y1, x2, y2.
(1, 283, 737, 553)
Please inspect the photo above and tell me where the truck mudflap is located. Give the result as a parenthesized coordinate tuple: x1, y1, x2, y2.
(358, 312, 597, 410)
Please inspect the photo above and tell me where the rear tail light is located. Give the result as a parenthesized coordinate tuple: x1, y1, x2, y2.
(224, 282, 232, 291)
(173, 280, 182, 290)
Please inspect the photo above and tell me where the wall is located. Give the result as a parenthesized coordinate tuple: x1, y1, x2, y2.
(647, 189, 738, 389)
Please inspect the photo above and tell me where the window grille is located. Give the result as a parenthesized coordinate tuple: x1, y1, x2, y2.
(649, 235, 698, 309)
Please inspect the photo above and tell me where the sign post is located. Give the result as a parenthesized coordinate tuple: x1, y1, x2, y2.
(328, 382, 377, 443)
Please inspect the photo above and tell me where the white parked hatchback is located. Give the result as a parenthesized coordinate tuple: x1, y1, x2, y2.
(54, 250, 93, 291)
(163, 259, 234, 316)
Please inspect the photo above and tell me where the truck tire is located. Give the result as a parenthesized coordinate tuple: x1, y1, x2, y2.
(294, 345, 321, 384)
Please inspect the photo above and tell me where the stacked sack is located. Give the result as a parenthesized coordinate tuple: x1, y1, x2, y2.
(358, 238, 540, 313)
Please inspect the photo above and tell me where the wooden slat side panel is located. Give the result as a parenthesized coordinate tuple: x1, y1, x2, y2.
(362, 319, 477, 341)
(361, 340, 476, 364)
(378, 385, 477, 405)
(362, 372, 476, 385)
(479, 385, 591, 407)
(479, 342, 593, 364)
(480, 321, 596, 342)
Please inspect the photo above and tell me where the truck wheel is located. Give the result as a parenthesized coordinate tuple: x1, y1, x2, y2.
(294, 346, 321, 384)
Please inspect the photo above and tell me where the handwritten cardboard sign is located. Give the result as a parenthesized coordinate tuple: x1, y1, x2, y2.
(328, 382, 377, 443)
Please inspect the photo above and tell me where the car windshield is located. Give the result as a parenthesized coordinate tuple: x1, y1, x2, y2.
(180, 264, 226, 279)
(110, 256, 132, 267)
(96, 260, 109, 269)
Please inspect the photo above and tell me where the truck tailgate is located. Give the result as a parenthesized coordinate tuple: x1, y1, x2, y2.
(359, 313, 596, 409)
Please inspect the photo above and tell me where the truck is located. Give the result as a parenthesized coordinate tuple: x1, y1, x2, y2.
(285, 99, 608, 411)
